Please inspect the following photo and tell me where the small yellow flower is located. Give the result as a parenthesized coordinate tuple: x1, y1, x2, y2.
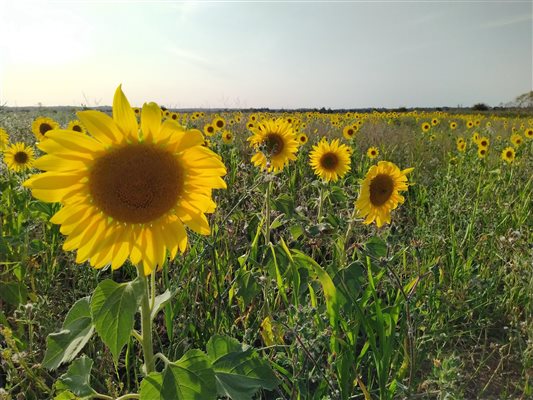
(3, 142, 35, 172)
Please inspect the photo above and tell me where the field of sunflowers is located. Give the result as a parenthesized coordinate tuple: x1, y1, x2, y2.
(0, 87, 532, 399)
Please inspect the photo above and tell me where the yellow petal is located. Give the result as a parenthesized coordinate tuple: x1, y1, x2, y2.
(77, 110, 123, 145)
(140, 102, 161, 143)
(113, 85, 138, 140)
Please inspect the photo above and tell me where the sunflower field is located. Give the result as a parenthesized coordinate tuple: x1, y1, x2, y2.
(0, 88, 532, 400)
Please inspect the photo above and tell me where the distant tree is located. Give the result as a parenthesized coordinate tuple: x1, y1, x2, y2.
(513, 91, 533, 108)
(472, 103, 490, 111)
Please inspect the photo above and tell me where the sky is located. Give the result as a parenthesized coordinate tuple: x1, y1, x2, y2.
(0, 0, 531, 108)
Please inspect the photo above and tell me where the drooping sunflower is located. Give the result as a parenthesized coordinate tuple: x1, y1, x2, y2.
(32, 117, 60, 141)
(297, 133, 308, 146)
(3, 142, 35, 172)
(0, 128, 9, 150)
(222, 131, 233, 144)
(421, 122, 431, 133)
(309, 139, 351, 183)
(247, 118, 299, 173)
(355, 161, 413, 228)
(510, 133, 523, 147)
(342, 125, 357, 140)
(24, 86, 227, 275)
(367, 146, 379, 159)
(501, 147, 515, 164)
(67, 120, 87, 134)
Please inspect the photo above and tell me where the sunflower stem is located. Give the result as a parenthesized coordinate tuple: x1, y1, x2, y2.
(135, 264, 156, 375)
(264, 178, 272, 245)
(317, 184, 325, 223)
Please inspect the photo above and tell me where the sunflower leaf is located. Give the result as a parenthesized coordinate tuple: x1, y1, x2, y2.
(90, 279, 141, 363)
(43, 297, 94, 370)
(140, 349, 216, 399)
(58, 356, 96, 398)
(206, 335, 278, 399)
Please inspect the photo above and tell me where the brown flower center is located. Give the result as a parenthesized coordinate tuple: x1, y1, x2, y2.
(369, 174, 394, 207)
(89, 144, 182, 224)
(264, 133, 284, 156)
(320, 152, 338, 171)
(14, 151, 28, 164)
(40, 123, 52, 135)
(506, 151, 513, 158)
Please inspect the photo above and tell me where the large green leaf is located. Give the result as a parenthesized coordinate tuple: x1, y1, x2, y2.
(43, 297, 94, 370)
(140, 349, 216, 399)
(58, 356, 96, 398)
(207, 335, 278, 399)
(90, 279, 142, 362)
(0, 281, 27, 306)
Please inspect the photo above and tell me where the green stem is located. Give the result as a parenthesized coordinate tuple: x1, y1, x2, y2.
(317, 184, 324, 223)
(135, 264, 156, 374)
(264, 178, 272, 245)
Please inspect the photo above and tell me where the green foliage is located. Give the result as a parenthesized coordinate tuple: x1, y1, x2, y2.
(43, 297, 94, 370)
(90, 278, 142, 362)
(57, 356, 96, 398)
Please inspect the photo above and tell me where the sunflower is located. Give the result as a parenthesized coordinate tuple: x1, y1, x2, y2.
(501, 147, 515, 164)
(309, 139, 351, 183)
(222, 131, 233, 144)
(477, 147, 487, 158)
(367, 146, 379, 159)
(355, 161, 413, 228)
(449, 121, 457, 130)
(342, 125, 357, 140)
(67, 120, 86, 134)
(24, 86, 227, 275)
(203, 124, 216, 137)
(472, 132, 480, 143)
(133, 107, 141, 117)
(431, 118, 439, 126)
(213, 116, 226, 131)
(510, 133, 523, 147)
(477, 136, 489, 149)
(466, 121, 474, 129)
(524, 128, 533, 139)
(247, 118, 298, 173)
(32, 117, 60, 141)
(3, 142, 35, 172)
(457, 141, 467, 152)
(421, 122, 431, 133)
(297, 133, 308, 145)
(0, 128, 9, 151)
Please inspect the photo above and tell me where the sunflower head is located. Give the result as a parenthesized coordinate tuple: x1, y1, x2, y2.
(477, 147, 487, 158)
(511, 133, 523, 147)
(478, 137, 489, 149)
(0, 128, 9, 151)
(222, 131, 233, 144)
(32, 117, 60, 141)
(204, 124, 216, 137)
(24, 85, 227, 275)
(524, 128, 533, 139)
(421, 123, 431, 133)
(248, 118, 299, 173)
(450, 122, 457, 130)
(355, 161, 413, 228)
(501, 147, 515, 164)
(67, 120, 86, 134)
(213, 117, 226, 131)
(367, 146, 379, 159)
(298, 133, 308, 145)
(4, 142, 35, 172)
(342, 125, 357, 140)
(309, 138, 351, 183)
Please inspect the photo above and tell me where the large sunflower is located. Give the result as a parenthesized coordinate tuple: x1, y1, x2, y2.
(247, 118, 298, 173)
(309, 138, 351, 182)
(4, 142, 35, 172)
(355, 161, 413, 228)
(32, 117, 60, 142)
(24, 86, 227, 275)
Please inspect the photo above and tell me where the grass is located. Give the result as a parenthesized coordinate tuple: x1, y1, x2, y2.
(0, 106, 532, 399)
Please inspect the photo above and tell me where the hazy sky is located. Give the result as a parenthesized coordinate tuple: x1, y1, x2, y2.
(1, 0, 531, 108)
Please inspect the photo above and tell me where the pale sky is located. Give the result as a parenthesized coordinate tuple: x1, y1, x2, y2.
(0, 0, 531, 108)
